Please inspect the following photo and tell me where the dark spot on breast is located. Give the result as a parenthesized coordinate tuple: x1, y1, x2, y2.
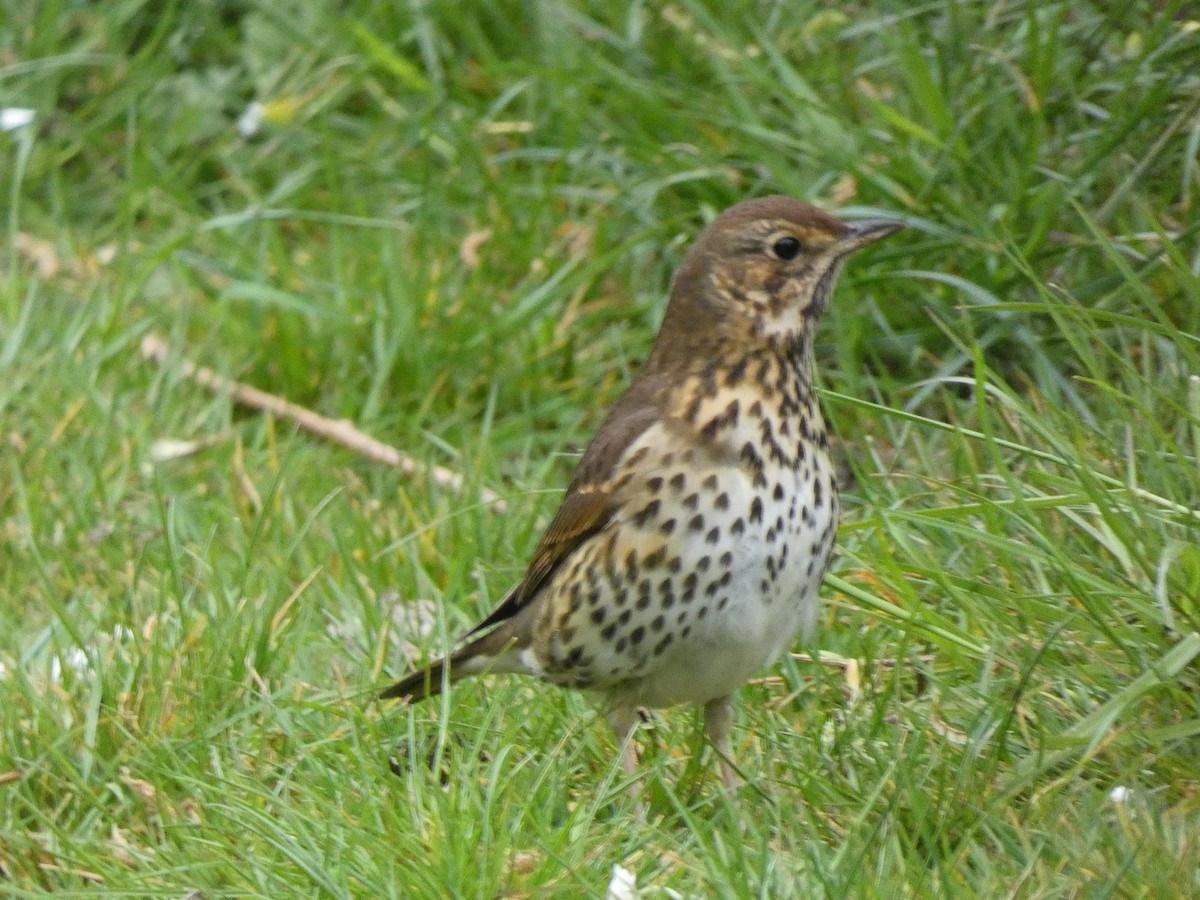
(591, 608, 607, 625)
(705, 527, 721, 544)
(618, 609, 633, 626)
(702, 473, 719, 491)
(749, 497, 763, 523)
(632, 499, 660, 529)
(688, 513, 706, 532)
(714, 492, 730, 511)
(630, 626, 645, 646)
(725, 357, 747, 387)
(601, 623, 618, 640)
(717, 597, 729, 611)
(625, 549, 639, 577)
(731, 517, 745, 535)
(651, 615, 665, 632)
(653, 634, 674, 656)
(813, 478, 823, 509)
(647, 476, 664, 494)
(683, 492, 700, 511)
(774, 483, 785, 501)
(660, 518, 676, 536)
(756, 359, 772, 385)
(719, 551, 733, 567)
(740, 442, 763, 471)
(615, 637, 627, 653)
(670, 472, 686, 492)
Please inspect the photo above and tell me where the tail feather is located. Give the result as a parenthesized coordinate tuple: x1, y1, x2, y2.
(379, 626, 520, 703)
(379, 656, 452, 702)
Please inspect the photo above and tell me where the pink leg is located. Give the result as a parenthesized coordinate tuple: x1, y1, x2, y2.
(607, 705, 646, 818)
(703, 695, 739, 794)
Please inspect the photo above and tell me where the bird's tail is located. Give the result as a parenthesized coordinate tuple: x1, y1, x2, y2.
(379, 627, 517, 702)
(379, 654, 457, 702)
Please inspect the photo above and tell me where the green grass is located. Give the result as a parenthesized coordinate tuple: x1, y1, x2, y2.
(2, 0, 1199, 895)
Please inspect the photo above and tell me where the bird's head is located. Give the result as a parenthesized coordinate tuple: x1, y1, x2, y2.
(650, 196, 902, 368)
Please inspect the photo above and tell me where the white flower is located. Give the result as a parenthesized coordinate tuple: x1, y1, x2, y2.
(237, 102, 264, 139)
(0, 108, 35, 132)
(606, 864, 638, 900)
(1108, 785, 1133, 803)
(50, 647, 91, 683)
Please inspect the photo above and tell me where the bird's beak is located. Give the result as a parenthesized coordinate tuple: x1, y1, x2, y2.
(837, 218, 905, 253)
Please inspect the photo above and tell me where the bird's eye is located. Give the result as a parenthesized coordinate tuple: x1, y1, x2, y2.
(771, 236, 802, 260)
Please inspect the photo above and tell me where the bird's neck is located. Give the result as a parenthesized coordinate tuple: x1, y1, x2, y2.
(659, 334, 827, 475)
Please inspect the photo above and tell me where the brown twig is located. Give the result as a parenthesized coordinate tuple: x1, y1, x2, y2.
(140, 334, 506, 511)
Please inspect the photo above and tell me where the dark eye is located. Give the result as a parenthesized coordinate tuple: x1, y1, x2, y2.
(771, 236, 802, 260)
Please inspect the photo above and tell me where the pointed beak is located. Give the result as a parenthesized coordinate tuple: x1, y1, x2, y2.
(837, 218, 905, 254)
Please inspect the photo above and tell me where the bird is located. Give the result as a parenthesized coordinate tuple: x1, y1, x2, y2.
(381, 195, 902, 794)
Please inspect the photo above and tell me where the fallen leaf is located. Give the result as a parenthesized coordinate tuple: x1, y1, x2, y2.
(459, 229, 493, 268)
(120, 768, 158, 807)
(15, 233, 60, 279)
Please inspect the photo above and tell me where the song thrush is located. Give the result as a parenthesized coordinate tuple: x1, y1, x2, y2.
(382, 196, 902, 792)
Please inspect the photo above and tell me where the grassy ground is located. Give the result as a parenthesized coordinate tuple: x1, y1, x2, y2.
(2, 0, 1199, 895)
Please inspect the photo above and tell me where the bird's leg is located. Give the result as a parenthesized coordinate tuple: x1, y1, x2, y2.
(607, 704, 646, 816)
(703, 695, 738, 794)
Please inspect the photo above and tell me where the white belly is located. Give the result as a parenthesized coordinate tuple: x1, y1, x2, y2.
(620, 460, 836, 709)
